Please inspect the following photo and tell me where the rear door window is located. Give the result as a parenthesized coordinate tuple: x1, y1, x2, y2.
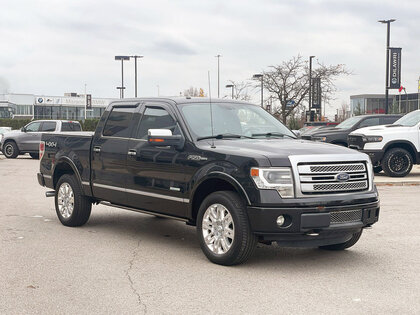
(358, 117, 380, 128)
(61, 122, 82, 131)
(382, 116, 400, 125)
(103, 107, 135, 138)
(40, 121, 57, 132)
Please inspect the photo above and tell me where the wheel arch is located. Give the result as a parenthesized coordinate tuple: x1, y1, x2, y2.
(383, 141, 418, 163)
(52, 157, 82, 189)
(189, 172, 251, 224)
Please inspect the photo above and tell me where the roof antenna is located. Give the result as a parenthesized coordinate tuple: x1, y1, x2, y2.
(208, 71, 216, 148)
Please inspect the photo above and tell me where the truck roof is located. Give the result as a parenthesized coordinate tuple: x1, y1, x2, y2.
(108, 97, 255, 108)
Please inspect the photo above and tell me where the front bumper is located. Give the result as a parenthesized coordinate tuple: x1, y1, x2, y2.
(247, 200, 379, 245)
(361, 150, 384, 165)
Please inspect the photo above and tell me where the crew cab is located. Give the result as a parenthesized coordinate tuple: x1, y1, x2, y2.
(348, 110, 420, 177)
(1, 120, 82, 159)
(37, 98, 379, 265)
(302, 114, 401, 146)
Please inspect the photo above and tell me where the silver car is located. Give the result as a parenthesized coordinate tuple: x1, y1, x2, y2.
(1, 120, 82, 159)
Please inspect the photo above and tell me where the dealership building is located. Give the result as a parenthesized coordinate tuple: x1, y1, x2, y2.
(0, 93, 118, 120)
(350, 93, 420, 115)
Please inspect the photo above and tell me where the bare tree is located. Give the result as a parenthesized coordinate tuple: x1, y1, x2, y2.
(262, 55, 351, 123)
(224, 80, 253, 101)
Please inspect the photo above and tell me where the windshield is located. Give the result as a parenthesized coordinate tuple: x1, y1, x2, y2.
(393, 110, 420, 127)
(179, 102, 296, 140)
(336, 116, 364, 129)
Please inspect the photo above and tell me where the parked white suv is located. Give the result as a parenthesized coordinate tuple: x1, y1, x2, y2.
(348, 110, 420, 177)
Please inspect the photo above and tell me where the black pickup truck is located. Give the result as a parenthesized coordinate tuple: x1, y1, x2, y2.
(38, 97, 379, 265)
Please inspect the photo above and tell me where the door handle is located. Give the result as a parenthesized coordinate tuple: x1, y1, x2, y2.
(93, 146, 101, 153)
(127, 149, 137, 156)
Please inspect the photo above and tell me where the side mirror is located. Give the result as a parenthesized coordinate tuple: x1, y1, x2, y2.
(148, 129, 184, 149)
(21, 127, 26, 132)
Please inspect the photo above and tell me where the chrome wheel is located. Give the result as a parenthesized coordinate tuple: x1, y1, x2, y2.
(4, 144, 13, 157)
(57, 183, 74, 219)
(202, 203, 235, 255)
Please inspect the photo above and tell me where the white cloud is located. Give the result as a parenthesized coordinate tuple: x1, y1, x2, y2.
(0, 0, 419, 118)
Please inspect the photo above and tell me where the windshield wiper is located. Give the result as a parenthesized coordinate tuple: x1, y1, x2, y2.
(252, 132, 296, 139)
(197, 133, 254, 141)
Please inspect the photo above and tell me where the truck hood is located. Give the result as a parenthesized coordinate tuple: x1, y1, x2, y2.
(198, 138, 360, 166)
(2, 130, 22, 138)
(350, 124, 410, 136)
(310, 128, 349, 137)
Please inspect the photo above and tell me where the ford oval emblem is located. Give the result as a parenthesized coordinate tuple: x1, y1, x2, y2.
(337, 172, 350, 182)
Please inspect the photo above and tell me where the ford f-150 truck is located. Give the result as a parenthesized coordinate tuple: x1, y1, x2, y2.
(38, 97, 379, 265)
(348, 109, 420, 177)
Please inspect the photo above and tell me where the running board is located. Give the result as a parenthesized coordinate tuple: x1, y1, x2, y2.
(99, 201, 189, 222)
(45, 191, 55, 197)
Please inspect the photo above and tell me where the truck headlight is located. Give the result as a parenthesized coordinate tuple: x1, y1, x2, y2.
(363, 136, 383, 143)
(312, 136, 327, 142)
(250, 167, 294, 198)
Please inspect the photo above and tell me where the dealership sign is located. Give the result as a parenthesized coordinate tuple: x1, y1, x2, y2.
(311, 77, 321, 109)
(388, 47, 402, 89)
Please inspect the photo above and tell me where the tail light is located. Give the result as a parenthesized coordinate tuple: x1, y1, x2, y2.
(39, 141, 45, 160)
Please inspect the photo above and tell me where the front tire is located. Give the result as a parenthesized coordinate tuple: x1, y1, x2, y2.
(55, 174, 92, 227)
(3, 141, 19, 158)
(381, 147, 413, 177)
(319, 229, 363, 250)
(197, 191, 257, 266)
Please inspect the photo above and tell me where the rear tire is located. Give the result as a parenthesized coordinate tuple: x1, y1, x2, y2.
(3, 141, 19, 158)
(197, 191, 257, 266)
(381, 147, 413, 177)
(29, 153, 39, 159)
(55, 174, 92, 227)
(319, 230, 363, 250)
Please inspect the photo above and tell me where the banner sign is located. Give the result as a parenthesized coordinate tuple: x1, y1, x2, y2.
(388, 47, 402, 89)
(311, 77, 321, 109)
(86, 94, 92, 110)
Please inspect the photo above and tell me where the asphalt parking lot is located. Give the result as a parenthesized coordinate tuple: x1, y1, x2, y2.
(1, 156, 419, 314)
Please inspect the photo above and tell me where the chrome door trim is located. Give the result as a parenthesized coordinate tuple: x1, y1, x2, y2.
(93, 183, 189, 203)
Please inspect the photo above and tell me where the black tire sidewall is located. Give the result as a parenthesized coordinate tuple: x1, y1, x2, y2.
(55, 174, 91, 226)
(3, 142, 18, 158)
(196, 191, 253, 265)
(382, 148, 413, 177)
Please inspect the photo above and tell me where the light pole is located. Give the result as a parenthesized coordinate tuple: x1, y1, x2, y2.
(130, 55, 143, 97)
(225, 84, 234, 99)
(215, 54, 222, 98)
(253, 74, 263, 108)
(378, 19, 396, 114)
(308, 56, 315, 121)
(115, 56, 130, 98)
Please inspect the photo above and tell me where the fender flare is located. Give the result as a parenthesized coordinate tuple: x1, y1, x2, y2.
(52, 156, 83, 188)
(190, 171, 251, 206)
(383, 140, 418, 163)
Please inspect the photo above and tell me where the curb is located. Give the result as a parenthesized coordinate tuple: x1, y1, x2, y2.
(375, 181, 420, 186)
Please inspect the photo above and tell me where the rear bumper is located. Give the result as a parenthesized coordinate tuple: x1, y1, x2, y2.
(37, 172, 53, 188)
(247, 200, 379, 245)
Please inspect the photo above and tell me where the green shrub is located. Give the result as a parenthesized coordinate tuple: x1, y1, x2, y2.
(0, 119, 32, 130)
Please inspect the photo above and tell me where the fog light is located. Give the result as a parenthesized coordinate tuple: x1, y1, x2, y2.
(276, 215, 285, 227)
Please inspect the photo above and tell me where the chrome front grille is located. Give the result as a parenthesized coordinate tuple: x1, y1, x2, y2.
(309, 164, 365, 173)
(298, 162, 369, 194)
(330, 209, 363, 224)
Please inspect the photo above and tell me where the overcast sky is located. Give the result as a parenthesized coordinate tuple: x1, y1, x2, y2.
(0, 0, 419, 117)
